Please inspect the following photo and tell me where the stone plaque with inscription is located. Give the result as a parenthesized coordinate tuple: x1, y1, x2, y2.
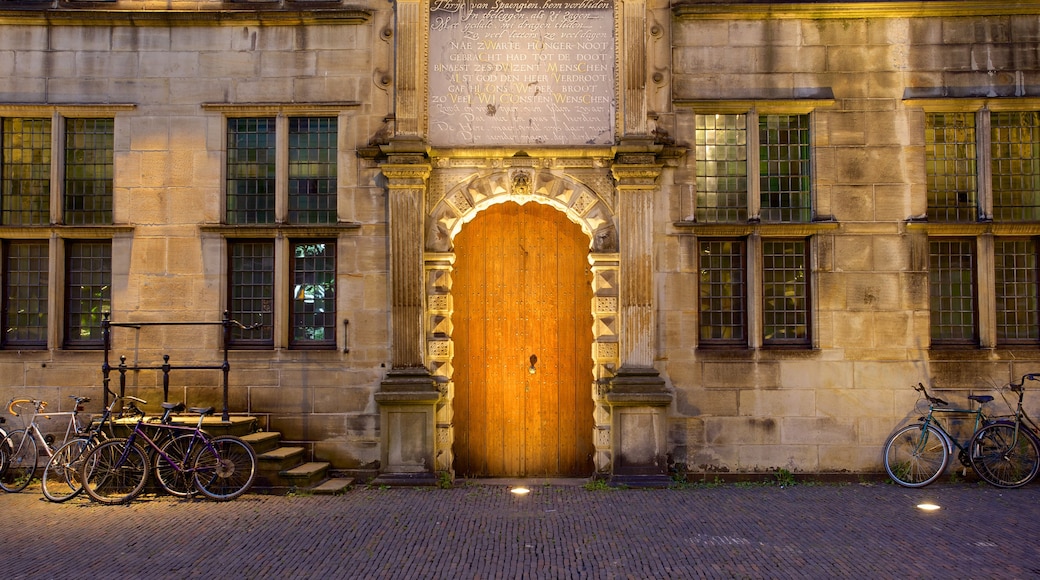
(429, 0, 615, 147)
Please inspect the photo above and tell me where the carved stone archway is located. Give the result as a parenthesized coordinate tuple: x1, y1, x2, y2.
(423, 169, 621, 476)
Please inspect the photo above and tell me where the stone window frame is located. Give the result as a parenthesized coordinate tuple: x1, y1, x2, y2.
(910, 98, 1040, 349)
(0, 104, 133, 351)
(676, 100, 834, 351)
(202, 102, 360, 352)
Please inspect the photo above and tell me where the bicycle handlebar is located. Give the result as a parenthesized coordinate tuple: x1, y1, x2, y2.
(913, 383, 949, 406)
(1004, 373, 1040, 393)
(7, 398, 45, 416)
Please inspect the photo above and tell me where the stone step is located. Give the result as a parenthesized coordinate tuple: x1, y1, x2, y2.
(281, 461, 330, 489)
(257, 446, 305, 472)
(311, 477, 354, 495)
(240, 431, 282, 454)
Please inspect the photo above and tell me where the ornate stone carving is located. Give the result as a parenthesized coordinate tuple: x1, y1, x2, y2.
(511, 170, 531, 196)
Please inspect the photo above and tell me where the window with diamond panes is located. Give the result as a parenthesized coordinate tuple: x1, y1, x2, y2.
(3, 240, 48, 347)
(64, 118, 113, 225)
(1, 118, 51, 226)
(291, 241, 336, 347)
(289, 118, 337, 225)
(929, 239, 977, 344)
(760, 115, 811, 223)
(995, 238, 1039, 343)
(228, 241, 275, 347)
(699, 239, 746, 343)
(65, 240, 111, 347)
(226, 118, 276, 225)
(991, 112, 1040, 222)
(695, 114, 747, 223)
(762, 239, 809, 344)
(926, 113, 977, 222)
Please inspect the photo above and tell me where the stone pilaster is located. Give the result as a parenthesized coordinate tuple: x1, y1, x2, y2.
(392, 0, 427, 136)
(620, 0, 648, 136)
(607, 141, 672, 486)
(375, 139, 439, 485)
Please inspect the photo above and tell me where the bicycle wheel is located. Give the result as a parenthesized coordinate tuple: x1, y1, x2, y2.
(0, 430, 10, 476)
(970, 423, 1040, 488)
(0, 429, 39, 493)
(80, 438, 149, 505)
(883, 423, 950, 487)
(155, 434, 200, 497)
(193, 435, 256, 501)
(42, 437, 90, 502)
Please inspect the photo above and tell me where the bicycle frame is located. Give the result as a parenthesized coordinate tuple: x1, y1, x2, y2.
(7, 398, 90, 462)
(993, 373, 1040, 443)
(913, 383, 992, 464)
(120, 407, 215, 480)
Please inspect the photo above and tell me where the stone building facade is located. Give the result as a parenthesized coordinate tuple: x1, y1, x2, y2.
(1, 0, 1039, 482)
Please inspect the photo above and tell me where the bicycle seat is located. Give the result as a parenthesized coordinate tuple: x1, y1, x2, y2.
(161, 402, 186, 412)
(969, 395, 994, 404)
(189, 406, 215, 416)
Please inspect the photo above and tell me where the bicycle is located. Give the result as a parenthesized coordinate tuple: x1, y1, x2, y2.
(0, 416, 8, 476)
(883, 382, 994, 487)
(0, 396, 93, 493)
(969, 373, 1040, 489)
(40, 390, 138, 502)
(80, 398, 256, 504)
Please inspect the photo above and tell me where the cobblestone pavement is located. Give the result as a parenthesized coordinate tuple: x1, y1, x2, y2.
(2, 479, 1039, 579)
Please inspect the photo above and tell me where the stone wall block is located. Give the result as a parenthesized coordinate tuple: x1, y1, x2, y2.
(672, 22, 729, 48)
(873, 184, 912, 222)
(830, 310, 872, 348)
(674, 387, 738, 417)
(114, 27, 173, 52)
(50, 26, 113, 52)
(829, 185, 874, 222)
(704, 416, 780, 446)
(738, 444, 817, 472)
(78, 51, 139, 79)
(199, 51, 259, 78)
(816, 388, 892, 420)
(833, 235, 874, 271)
(818, 444, 876, 472)
(15, 51, 73, 78)
(251, 384, 314, 415)
(261, 51, 318, 77)
(844, 272, 900, 312)
(738, 388, 815, 418)
(779, 360, 853, 390)
(139, 51, 199, 79)
(701, 361, 779, 389)
(234, 78, 294, 102)
(781, 416, 856, 445)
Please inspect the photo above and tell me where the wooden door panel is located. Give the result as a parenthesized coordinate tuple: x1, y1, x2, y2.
(454, 201, 594, 477)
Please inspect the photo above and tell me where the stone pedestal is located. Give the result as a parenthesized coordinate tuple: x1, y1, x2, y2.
(606, 367, 672, 487)
(373, 368, 440, 485)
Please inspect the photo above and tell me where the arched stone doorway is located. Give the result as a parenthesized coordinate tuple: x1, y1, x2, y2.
(423, 169, 620, 477)
(452, 201, 594, 477)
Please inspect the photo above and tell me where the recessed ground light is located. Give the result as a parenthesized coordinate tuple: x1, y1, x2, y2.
(917, 503, 941, 511)
(511, 486, 530, 495)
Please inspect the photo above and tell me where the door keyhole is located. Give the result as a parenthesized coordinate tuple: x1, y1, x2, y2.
(528, 354, 538, 374)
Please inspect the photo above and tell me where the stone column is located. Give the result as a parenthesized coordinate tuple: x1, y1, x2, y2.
(374, 140, 440, 485)
(607, 142, 672, 487)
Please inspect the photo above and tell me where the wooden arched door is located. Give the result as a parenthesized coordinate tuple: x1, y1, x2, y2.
(452, 201, 594, 477)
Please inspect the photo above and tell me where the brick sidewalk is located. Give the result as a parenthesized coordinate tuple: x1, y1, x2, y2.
(2, 480, 1038, 579)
